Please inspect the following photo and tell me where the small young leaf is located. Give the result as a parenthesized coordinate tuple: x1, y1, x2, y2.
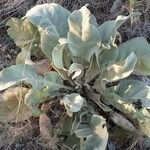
(62, 93, 84, 116)
(68, 63, 84, 80)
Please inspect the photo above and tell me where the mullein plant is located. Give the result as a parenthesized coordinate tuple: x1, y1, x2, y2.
(0, 3, 150, 149)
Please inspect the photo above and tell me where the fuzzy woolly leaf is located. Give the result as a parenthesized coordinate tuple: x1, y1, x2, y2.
(52, 44, 66, 69)
(85, 54, 100, 83)
(98, 12, 140, 44)
(41, 26, 60, 59)
(25, 3, 70, 37)
(62, 93, 84, 116)
(116, 37, 150, 75)
(7, 18, 40, 50)
(98, 46, 118, 70)
(68, 63, 84, 80)
(52, 41, 72, 71)
(101, 52, 137, 83)
(111, 79, 150, 109)
(45, 71, 66, 95)
(101, 91, 150, 134)
(0, 64, 44, 91)
(68, 5, 101, 66)
(138, 109, 150, 137)
(73, 113, 108, 150)
(45, 71, 63, 85)
(95, 53, 137, 92)
(25, 71, 65, 116)
(24, 88, 48, 116)
(81, 115, 108, 150)
(52, 44, 69, 80)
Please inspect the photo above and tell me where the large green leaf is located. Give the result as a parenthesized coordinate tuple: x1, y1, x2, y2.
(61, 134, 80, 150)
(41, 26, 60, 59)
(81, 115, 108, 150)
(103, 90, 150, 126)
(101, 91, 150, 134)
(25, 71, 65, 116)
(98, 46, 118, 70)
(98, 12, 140, 45)
(95, 53, 137, 91)
(24, 88, 48, 116)
(110, 79, 150, 109)
(7, 18, 40, 50)
(102, 52, 137, 82)
(45, 71, 63, 85)
(73, 112, 108, 150)
(0, 64, 44, 91)
(101, 85, 150, 136)
(52, 44, 69, 80)
(0, 65, 66, 118)
(116, 37, 150, 75)
(68, 5, 101, 66)
(52, 44, 66, 69)
(25, 3, 70, 37)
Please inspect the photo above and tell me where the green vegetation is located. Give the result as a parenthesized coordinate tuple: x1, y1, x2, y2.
(0, 3, 150, 149)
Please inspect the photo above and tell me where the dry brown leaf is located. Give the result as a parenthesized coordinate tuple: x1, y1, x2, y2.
(0, 86, 32, 122)
(110, 112, 136, 131)
(33, 59, 52, 75)
(39, 113, 53, 140)
(3, 86, 29, 102)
